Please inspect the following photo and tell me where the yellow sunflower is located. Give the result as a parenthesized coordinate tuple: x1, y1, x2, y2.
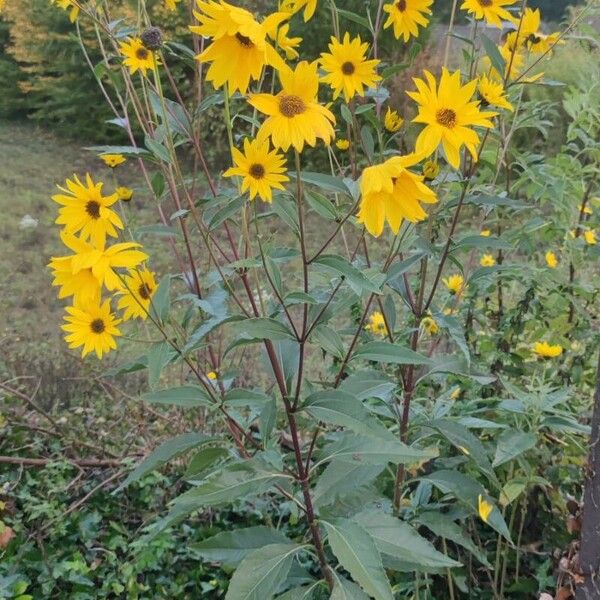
(51, 0, 79, 22)
(55, 232, 148, 292)
(365, 311, 388, 337)
(336, 138, 350, 151)
(460, 0, 517, 28)
(165, 0, 181, 9)
(279, 0, 317, 22)
(48, 256, 101, 305)
(443, 274, 465, 295)
(422, 159, 439, 180)
(52, 174, 122, 247)
(533, 341, 563, 358)
(384, 107, 404, 132)
(510, 8, 562, 55)
(223, 137, 289, 203)
(117, 268, 158, 320)
(248, 61, 336, 152)
(545, 250, 558, 268)
(421, 316, 439, 335)
(268, 23, 302, 60)
(116, 186, 134, 202)
(191, 1, 287, 95)
(357, 154, 437, 238)
(478, 495, 493, 523)
(407, 68, 497, 169)
(319, 33, 381, 102)
(382, 0, 433, 42)
(100, 153, 126, 168)
(478, 75, 513, 111)
(120, 38, 156, 77)
(584, 230, 597, 245)
(480, 254, 496, 267)
(62, 299, 122, 359)
(480, 229, 491, 237)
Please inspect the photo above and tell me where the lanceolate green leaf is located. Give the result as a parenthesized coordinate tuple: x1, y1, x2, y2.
(225, 543, 304, 600)
(352, 342, 431, 365)
(316, 434, 436, 468)
(141, 385, 213, 408)
(238, 318, 297, 342)
(312, 255, 381, 296)
(352, 512, 461, 572)
(330, 573, 370, 600)
(194, 526, 291, 567)
(303, 390, 395, 440)
(324, 519, 393, 600)
(118, 432, 215, 491)
(493, 429, 537, 467)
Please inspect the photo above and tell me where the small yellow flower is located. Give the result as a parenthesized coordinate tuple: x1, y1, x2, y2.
(382, 0, 433, 42)
(269, 23, 302, 60)
(207, 371, 218, 380)
(480, 254, 496, 267)
(533, 341, 563, 358)
(442, 274, 464, 295)
(100, 154, 126, 168)
(545, 250, 557, 269)
(584, 230, 597, 245)
(450, 387, 460, 400)
(117, 268, 158, 321)
(51, 0, 79, 22)
(365, 311, 388, 337)
(279, 0, 317, 22)
(422, 159, 439, 181)
(480, 229, 491, 237)
(478, 75, 513, 111)
(336, 138, 350, 151)
(116, 186, 134, 202)
(120, 38, 157, 77)
(478, 495, 493, 523)
(384, 107, 404, 133)
(421, 316, 439, 335)
(165, 0, 181, 10)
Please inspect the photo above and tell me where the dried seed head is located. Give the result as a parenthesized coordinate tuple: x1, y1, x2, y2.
(141, 27, 163, 51)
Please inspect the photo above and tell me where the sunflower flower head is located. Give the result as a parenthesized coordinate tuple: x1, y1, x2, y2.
(52, 174, 122, 247)
(480, 254, 496, 267)
(443, 273, 465, 295)
(248, 61, 336, 152)
(100, 154, 126, 168)
(545, 250, 557, 269)
(584, 230, 597, 245)
(480, 228, 491, 237)
(62, 299, 122, 359)
(120, 38, 157, 76)
(407, 68, 498, 169)
(279, 0, 317, 22)
(116, 186, 134, 202)
(319, 33, 381, 102)
(48, 256, 101, 306)
(478, 495, 494, 523)
(223, 137, 289, 203)
(382, 0, 433, 42)
(191, 0, 287, 95)
(478, 75, 513, 111)
(510, 8, 563, 55)
(268, 22, 302, 60)
(461, 0, 517, 28)
(421, 315, 439, 335)
(336, 138, 350, 151)
(384, 107, 404, 133)
(117, 268, 158, 320)
(422, 159, 439, 181)
(357, 154, 437, 237)
(365, 311, 388, 337)
(533, 341, 563, 358)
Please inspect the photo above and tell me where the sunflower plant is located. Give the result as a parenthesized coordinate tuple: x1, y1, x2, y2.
(38, 0, 600, 597)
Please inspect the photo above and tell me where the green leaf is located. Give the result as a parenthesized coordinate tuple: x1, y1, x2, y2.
(194, 526, 291, 567)
(324, 519, 393, 600)
(141, 385, 213, 408)
(336, 8, 370, 29)
(172, 457, 292, 512)
(339, 371, 396, 401)
(149, 275, 171, 323)
(481, 34, 506, 79)
(208, 195, 246, 230)
(145, 135, 171, 163)
(86, 145, 149, 157)
(330, 574, 370, 600)
(304, 190, 338, 221)
(118, 433, 214, 490)
(352, 342, 430, 365)
(360, 125, 375, 162)
(277, 584, 320, 600)
(312, 460, 385, 509)
(452, 235, 512, 251)
(304, 390, 395, 440)
(272, 196, 300, 233)
(225, 543, 303, 600)
(238, 318, 297, 342)
(185, 446, 231, 479)
(260, 397, 277, 443)
(353, 512, 461, 571)
(426, 419, 497, 485)
(147, 341, 176, 387)
(310, 325, 346, 359)
(416, 512, 491, 568)
(224, 388, 271, 408)
(313, 255, 381, 295)
(492, 429, 537, 467)
(316, 434, 436, 468)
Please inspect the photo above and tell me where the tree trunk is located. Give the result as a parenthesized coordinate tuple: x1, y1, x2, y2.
(576, 351, 600, 599)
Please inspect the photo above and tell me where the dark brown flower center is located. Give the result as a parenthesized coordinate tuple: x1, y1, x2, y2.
(527, 33, 541, 45)
(85, 200, 101, 219)
(136, 47, 150, 60)
(341, 61, 355, 75)
(235, 33, 254, 48)
(249, 163, 265, 179)
(436, 108, 457, 128)
(90, 318, 105, 334)
(478, 0, 493, 6)
(278, 94, 306, 118)
(396, 0, 407, 11)
(138, 282, 153, 300)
